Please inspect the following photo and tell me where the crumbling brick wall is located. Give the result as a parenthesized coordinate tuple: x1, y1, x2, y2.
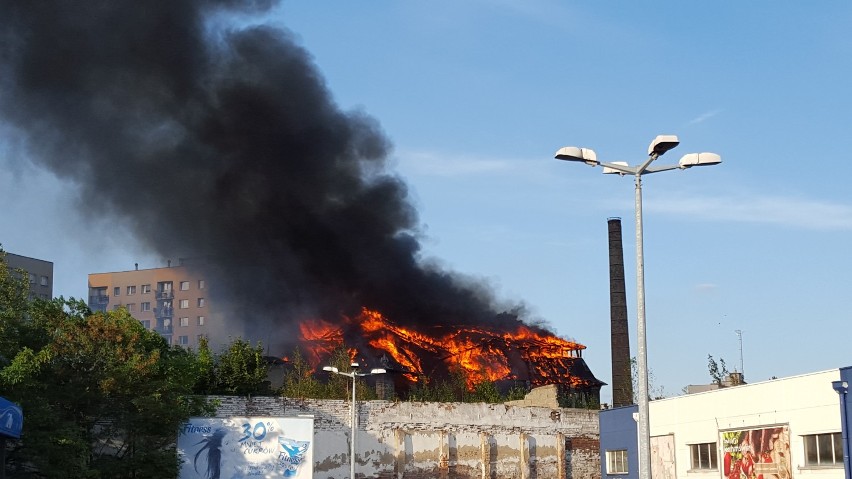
(209, 396, 600, 479)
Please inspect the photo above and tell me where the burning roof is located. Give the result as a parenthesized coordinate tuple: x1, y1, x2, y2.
(300, 308, 604, 391)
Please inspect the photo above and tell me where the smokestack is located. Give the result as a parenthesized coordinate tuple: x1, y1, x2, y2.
(608, 218, 633, 406)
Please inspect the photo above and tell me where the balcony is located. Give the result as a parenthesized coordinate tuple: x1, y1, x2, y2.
(155, 290, 174, 300)
(154, 307, 173, 318)
(156, 326, 173, 335)
(88, 295, 109, 305)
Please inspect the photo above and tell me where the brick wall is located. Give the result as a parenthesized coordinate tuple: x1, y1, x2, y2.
(208, 396, 600, 479)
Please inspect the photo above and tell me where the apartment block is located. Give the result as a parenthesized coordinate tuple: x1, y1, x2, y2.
(5, 251, 54, 300)
(88, 262, 212, 349)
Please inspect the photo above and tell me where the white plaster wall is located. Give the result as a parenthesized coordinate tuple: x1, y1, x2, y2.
(648, 369, 843, 479)
(210, 396, 600, 478)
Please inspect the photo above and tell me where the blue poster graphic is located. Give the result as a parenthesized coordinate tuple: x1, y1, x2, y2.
(178, 417, 313, 479)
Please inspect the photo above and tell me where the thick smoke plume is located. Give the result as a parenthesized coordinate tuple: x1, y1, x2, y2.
(0, 1, 537, 353)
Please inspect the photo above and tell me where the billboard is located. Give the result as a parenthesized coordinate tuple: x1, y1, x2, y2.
(178, 417, 313, 479)
(0, 396, 23, 439)
(720, 425, 792, 479)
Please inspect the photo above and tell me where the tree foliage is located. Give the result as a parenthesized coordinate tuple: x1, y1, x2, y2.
(708, 354, 730, 385)
(630, 356, 667, 401)
(201, 338, 271, 396)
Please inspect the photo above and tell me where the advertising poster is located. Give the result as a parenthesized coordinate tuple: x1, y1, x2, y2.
(720, 425, 791, 479)
(178, 417, 313, 479)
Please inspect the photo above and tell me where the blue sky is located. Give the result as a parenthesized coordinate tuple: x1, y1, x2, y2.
(2, 1, 852, 404)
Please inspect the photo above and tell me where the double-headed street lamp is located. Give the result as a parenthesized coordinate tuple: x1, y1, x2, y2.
(555, 135, 721, 479)
(323, 363, 387, 479)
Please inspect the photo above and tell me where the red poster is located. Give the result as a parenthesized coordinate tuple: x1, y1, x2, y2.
(720, 426, 792, 479)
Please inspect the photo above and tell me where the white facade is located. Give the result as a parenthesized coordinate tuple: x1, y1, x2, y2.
(648, 369, 845, 479)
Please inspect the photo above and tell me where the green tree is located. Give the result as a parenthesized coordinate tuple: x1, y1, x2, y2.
(630, 356, 667, 401)
(0, 299, 212, 478)
(279, 348, 324, 399)
(209, 338, 271, 396)
(469, 380, 503, 403)
(318, 346, 377, 401)
(708, 354, 729, 385)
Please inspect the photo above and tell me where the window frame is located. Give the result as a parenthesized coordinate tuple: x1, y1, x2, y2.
(127, 285, 136, 295)
(179, 317, 189, 327)
(606, 449, 628, 475)
(140, 302, 151, 312)
(180, 281, 190, 291)
(197, 297, 205, 308)
(689, 442, 718, 471)
(803, 432, 843, 467)
(197, 316, 205, 326)
(179, 299, 189, 309)
(141, 284, 151, 294)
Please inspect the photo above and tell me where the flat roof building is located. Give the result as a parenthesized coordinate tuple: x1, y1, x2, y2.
(4, 251, 53, 301)
(88, 262, 215, 349)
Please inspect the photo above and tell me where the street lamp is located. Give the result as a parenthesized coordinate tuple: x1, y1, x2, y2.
(323, 362, 387, 479)
(555, 135, 721, 479)
(832, 380, 851, 479)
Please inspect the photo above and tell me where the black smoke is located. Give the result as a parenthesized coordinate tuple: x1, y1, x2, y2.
(0, 1, 534, 352)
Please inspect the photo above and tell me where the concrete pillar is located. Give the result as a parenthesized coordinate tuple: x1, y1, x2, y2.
(480, 432, 490, 479)
(557, 433, 566, 479)
(394, 429, 407, 479)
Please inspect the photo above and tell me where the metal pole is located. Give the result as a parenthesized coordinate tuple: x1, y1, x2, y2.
(634, 173, 651, 479)
(351, 374, 357, 479)
(833, 381, 851, 479)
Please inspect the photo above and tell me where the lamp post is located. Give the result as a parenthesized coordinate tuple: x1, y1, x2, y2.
(832, 380, 851, 479)
(323, 363, 387, 479)
(555, 135, 721, 479)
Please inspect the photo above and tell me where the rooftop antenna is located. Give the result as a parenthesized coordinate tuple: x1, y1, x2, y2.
(735, 329, 744, 375)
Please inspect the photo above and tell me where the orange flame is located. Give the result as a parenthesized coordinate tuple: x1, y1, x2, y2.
(298, 307, 593, 390)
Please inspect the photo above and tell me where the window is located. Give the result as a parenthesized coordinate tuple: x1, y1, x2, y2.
(198, 280, 205, 289)
(127, 285, 136, 295)
(180, 281, 190, 291)
(28, 273, 36, 284)
(114, 287, 121, 296)
(113, 305, 121, 311)
(178, 335, 189, 345)
(606, 450, 628, 475)
(179, 317, 189, 327)
(197, 316, 205, 326)
(690, 443, 718, 470)
(197, 298, 205, 307)
(141, 302, 151, 312)
(140, 320, 150, 329)
(804, 433, 843, 466)
(179, 299, 189, 309)
(40, 275, 49, 286)
(141, 284, 151, 294)
(126, 303, 136, 313)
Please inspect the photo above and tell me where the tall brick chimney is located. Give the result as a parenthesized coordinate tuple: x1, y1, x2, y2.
(608, 218, 634, 406)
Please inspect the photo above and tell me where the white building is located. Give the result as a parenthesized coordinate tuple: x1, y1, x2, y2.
(600, 366, 852, 479)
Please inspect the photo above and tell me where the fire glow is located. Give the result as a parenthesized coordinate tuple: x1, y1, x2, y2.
(299, 308, 594, 389)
